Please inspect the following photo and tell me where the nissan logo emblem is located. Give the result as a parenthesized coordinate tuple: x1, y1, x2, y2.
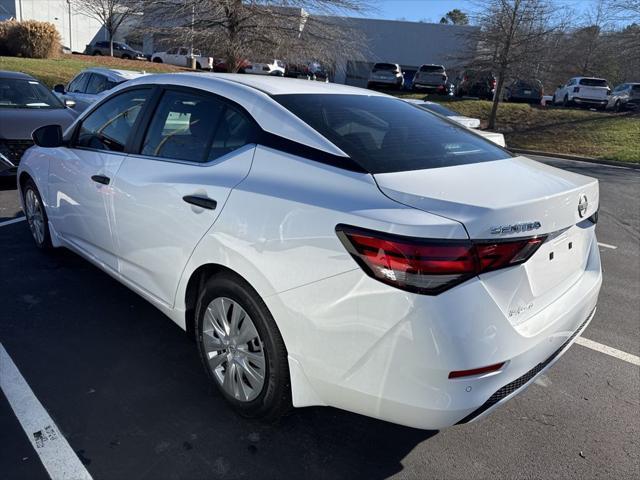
(578, 194, 588, 218)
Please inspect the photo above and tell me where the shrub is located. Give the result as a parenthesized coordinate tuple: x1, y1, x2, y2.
(0, 20, 61, 59)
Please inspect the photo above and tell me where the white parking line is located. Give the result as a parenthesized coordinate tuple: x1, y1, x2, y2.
(0, 216, 25, 227)
(576, 337, 640, 366)
(0, 343, 93, 480)
(597, 242, 618, 250)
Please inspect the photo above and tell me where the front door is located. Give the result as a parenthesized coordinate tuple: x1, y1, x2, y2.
(112, 87, 257, 305)
(48, 88, 152, 271)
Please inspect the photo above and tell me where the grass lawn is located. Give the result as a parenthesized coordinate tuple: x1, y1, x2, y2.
(395, 92, 639, 163)
(0, 54, 183, 87)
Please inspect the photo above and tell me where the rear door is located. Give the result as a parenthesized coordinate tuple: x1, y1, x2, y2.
(578, 78, 609, 100)
(112, 87, 257, 306)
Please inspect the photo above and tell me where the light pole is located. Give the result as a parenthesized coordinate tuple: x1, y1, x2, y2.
(67, 0, 73, 51)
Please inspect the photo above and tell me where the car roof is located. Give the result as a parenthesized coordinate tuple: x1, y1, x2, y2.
(0, 70, 36, 81)
(176, 72, 389, 96)
(81, 67, 148, 81)
(573, 76, 607, 81)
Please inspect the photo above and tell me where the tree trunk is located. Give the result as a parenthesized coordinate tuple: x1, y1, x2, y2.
(109, 35, 114, 57)
(488, 68, 507, 130)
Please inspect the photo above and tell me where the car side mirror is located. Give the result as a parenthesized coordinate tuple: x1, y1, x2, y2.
(64, 99, 76, 108)
(53, 84, 66, 93)
(32, 125, 64, 148)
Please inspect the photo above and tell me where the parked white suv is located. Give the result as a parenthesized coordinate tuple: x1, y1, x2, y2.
(152, 47, 213, 70)
(367, 63, 404, 90)
(412, 64, 448, 93)
(553, 77, 610, 109)
(244, 59, 286, 76)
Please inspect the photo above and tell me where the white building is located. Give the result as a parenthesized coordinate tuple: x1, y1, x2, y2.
(0, 0, 106, 53)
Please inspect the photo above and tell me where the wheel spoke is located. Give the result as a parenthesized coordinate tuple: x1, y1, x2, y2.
(202, 329, 225, 353)
(237, 356, 264, 387)
(207, 351, 227, 370)
(243, 350, 265, 370)
(205, 305, 227, 341)
(235, 314, 259, 346)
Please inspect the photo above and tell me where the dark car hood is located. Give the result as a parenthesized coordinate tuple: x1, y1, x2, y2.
(0, 108, 77, 140)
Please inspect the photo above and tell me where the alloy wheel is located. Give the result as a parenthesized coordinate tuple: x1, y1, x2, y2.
(202, 297, 266, 402)
(25, 188, 45, 245)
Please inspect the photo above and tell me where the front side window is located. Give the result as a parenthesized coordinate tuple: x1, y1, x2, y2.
(141, 90, 254, 162)
(75, 88, 150, 152)
(275, 94, 510, 174)
(68, 73, 89, 93)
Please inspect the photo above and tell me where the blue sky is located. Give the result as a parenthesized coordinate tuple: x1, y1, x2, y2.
(358, 0, 596, 23)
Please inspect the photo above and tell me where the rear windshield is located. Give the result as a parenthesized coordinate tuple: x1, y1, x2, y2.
(274, 94, 510, 174)
(579, 78, 608, 87)
(631, 84, 640, 92)
(419, 65, 444, 73)
(373, 63, 397, 71)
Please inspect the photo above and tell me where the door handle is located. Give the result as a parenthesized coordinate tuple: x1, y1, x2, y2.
(91, 174, 110, 185)
(183, 195, 217, 210)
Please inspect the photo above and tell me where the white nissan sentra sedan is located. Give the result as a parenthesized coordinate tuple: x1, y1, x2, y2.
(18, 73, 602, 429)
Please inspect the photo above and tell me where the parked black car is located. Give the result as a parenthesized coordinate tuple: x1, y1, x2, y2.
(455, 70, 496, 100)
(0, 71, 77, 176)
(503, 79, 543, 104)
(85, 41, 146, 60)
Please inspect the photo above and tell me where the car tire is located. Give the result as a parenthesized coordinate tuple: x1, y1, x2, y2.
(152, 57, 163, 63)
(563, 95, 570, 107)
(92, 51, 101, 56)
(196, 272, 292, 420)
(614, 100, 622, 112)
(22, 179, 52, 250)
(122, 54, 131, 60)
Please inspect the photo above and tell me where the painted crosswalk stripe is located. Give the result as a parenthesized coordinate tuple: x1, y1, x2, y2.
(576, 337, 640, 366)
(0, 343, 93, 480)
(0, 216, 26, 227)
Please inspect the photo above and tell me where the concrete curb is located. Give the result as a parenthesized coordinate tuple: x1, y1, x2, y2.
(509, 148, 640, 169)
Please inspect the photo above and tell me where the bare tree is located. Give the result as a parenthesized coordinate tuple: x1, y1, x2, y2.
(143, 0, 369, 74)
(74, 0, 142, 56)
(470, 0, 567, 129)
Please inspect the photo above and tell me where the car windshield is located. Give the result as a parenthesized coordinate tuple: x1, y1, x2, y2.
(579, 78, 608, 87)
(373, 63, 397, 71)
(275, 94, 510, 174)
(414, 102, 459, 117)
(419, 65, 444, 73)
(0, 78, 64, 109)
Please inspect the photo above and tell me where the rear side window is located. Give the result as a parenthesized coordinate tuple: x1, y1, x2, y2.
(275, 94, 510, 174)
(141, 90, 254, 163)
(631, 85, 640, 92)
(579, 78, 608, 87)
(85, 74, 108, 94)
(76, 88, 150, 151)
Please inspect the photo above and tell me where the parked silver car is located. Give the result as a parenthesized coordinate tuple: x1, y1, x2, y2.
(53, 68, 148, 113)
(367, 63, 404, 90)
(412, 64, 448, 93)
(606, 82, 640, 111)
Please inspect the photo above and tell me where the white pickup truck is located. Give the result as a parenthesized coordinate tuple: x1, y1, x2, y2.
(151, 47, 213, 70)
(553, 77, 610, 109)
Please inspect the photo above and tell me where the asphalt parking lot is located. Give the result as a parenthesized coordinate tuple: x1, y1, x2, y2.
(1, 155, 638, 480)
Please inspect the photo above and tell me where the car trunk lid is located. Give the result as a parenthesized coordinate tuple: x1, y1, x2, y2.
(373, 156, 599, 323)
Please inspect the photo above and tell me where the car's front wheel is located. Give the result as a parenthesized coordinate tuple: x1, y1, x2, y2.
(563, 94, 571, 107)
(196, 273, 291, 420)
(23, 179, 52, 250)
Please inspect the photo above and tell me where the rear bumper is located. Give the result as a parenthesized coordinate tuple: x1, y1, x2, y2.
(269, 228, 602, 429)
(573, 97, 608, 105)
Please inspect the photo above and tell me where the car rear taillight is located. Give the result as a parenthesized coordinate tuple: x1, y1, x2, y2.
(490, 78, 496, 88)
(336, 225, 546, 295)
(573, 86, 580, 93)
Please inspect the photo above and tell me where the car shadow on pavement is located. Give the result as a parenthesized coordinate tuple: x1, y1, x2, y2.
(0, 226, 437, 480)
(0, 176, 17, 192)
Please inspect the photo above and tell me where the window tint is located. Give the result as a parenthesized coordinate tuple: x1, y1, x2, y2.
(168, 47, 178, 54)
(419, 65, 444, 73)
(275, 94, 510, 174)
(373, 63, 397, 71)
(579, 78, 607, 87)
(85, 74, 109, 95)
(68, 73, 89, 93)
(76, 88, 150, 152)
(632, 84, 640, 92)
(414, 102, 458, 117)
(141, 90, 254, 162)
(178, 48, 188, 56)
